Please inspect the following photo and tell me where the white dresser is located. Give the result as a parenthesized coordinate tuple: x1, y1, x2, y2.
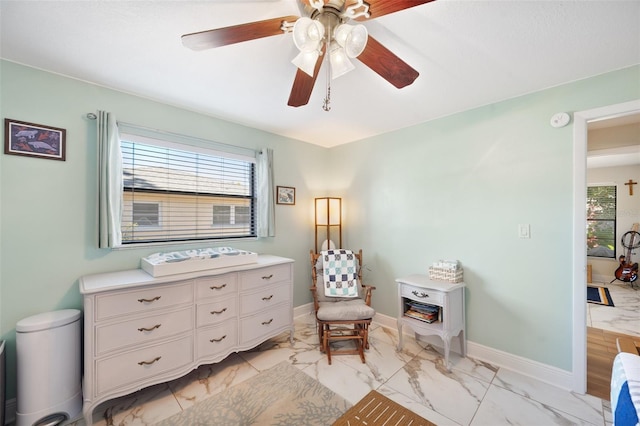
(79, 255, 293, 424)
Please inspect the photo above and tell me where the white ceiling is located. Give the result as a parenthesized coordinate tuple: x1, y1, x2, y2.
(1, 0, 639, 148)
(587, 144, 640, 168)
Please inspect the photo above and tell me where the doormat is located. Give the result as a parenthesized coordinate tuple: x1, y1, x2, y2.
(333, 390, 436, 426)
(587, 285, 615, 306)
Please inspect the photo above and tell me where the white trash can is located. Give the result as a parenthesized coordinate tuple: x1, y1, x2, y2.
(16, 309, 82, 426)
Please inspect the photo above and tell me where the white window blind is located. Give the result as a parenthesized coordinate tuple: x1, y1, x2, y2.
(120, 131, 256, 244)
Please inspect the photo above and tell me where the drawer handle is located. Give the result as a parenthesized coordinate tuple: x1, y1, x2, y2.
(262, 295, 274, 301)
(210, 335, 227, 343)
(210, 284, 227, 290)
(138, 356, 161, 366)
(262, 318, 273, 325)
(262, 274, 274, 280)
(210, 308, 227, 315)
(137, 296, 161, 303)
(411, 290, 429, 298)
(138, 324, 161, 332)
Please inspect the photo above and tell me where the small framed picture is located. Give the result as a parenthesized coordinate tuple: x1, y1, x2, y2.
(276, 186, 295, 205)
(4, 118, 66, 161)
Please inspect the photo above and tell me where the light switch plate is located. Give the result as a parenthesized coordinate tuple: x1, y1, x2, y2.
(518, 224, 531, 239)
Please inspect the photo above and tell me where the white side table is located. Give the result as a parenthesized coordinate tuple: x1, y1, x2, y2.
(396, 274, 466, 370)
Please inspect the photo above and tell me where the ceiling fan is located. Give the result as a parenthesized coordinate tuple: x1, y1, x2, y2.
(181, 0, 435, 108)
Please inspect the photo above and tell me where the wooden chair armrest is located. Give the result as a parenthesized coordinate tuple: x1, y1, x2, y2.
(362, 284, 376, 306)
(310, 285, 320, 311)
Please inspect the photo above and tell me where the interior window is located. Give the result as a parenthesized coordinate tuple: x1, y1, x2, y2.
(586, 185, 616, 258)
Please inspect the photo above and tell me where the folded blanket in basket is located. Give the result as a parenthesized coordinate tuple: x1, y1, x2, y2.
(322, 249, 358, 298)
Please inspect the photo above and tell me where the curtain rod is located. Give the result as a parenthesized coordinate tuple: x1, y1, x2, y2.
(85, 112, 258, 157)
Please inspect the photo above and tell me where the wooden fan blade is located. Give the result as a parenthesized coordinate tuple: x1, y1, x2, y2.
(182, 16, 299, 51)
(288, 46, 326, 107)
(357, 35, 418, 88)
(350, 0, 437, 21)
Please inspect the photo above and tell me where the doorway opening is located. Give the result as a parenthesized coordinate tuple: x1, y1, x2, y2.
(572, 100, 640, 394)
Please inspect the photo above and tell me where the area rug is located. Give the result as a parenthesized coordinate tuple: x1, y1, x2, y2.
(156, 361, 350, 425)
(333, 390, 436, 426)
(587, 285, 615, 306)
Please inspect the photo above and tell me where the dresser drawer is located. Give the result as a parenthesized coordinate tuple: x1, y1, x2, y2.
(195, 273, 237, 300)
(96, 335, 193, 395)
(196, 297, 237, 327)
(96, 307, 193, 355)
(240, 264, 291, 291)
(95, 282, 193, 321)
(240, 283, 290, 316)
(240, 304, 290, 344)
(401, 284, 444, 305)
(196, 320, 238, 359)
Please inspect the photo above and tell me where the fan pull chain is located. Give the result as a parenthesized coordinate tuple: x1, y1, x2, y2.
(323, 29, 331, 111)
(323, 83, 331, 111)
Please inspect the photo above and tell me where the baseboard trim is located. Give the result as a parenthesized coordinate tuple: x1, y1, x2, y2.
(591, 274, 613, 285)
(293, 303, 314, 319)
(371, 312, 574, 391)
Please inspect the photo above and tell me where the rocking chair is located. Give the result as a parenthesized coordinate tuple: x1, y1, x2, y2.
(310, 249, 376, 364)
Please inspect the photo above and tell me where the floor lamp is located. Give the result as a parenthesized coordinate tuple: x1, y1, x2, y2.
(315, 197, 342, 254)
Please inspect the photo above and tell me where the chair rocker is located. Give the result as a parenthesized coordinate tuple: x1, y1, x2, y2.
(310, 249, 376, 364)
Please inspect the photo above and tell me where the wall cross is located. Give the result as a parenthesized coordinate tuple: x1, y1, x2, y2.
(625, 179, 637, 196)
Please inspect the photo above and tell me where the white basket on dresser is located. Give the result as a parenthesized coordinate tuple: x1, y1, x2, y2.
(79, 254, 294, 425)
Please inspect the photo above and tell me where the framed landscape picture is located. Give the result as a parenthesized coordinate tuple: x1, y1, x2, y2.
(4, 118, 66, 161)
(276, 186, 295, 205)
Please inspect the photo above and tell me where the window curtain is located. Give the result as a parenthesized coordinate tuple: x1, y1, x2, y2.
(256, 148, 275, 237)
(97, 111, 123, 248)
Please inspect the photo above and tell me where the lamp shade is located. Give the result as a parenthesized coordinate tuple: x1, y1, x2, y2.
(315, 197, 342, 253)
(292, 50, 319, 77)
(292, 17, 324, 52)
(334, 23, 368, 58)
(315, 197, 341, 226)
(329, 41, 355, 79)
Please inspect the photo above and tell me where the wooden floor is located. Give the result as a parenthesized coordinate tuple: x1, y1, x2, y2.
(586, 326, 639, 400)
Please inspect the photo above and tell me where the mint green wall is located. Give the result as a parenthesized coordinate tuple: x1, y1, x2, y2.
(332, 66, 640, 370)
(0, 60, 327, 400)
(1, 59, 639, 401)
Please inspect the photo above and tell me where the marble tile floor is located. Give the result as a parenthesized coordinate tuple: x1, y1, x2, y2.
(587, 280, 640, 338)
(66, 314, 612, 426)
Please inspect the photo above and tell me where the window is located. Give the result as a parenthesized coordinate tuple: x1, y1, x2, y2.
(212, 205, 251, 227)
(212, 205, 231, 226)
(587, 185, 616, 258)
(132, 202, 159, 227)
(120, 134, 256, 244)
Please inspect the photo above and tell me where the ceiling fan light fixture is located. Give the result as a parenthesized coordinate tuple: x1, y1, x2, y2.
(292, 50, 320, 77)
(329, 41, 355, 79)
(345, 24, 368, 58)
(292, 17, 325, 52)
(333, 23, 351, 46)
(334, 23, 368, 58)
